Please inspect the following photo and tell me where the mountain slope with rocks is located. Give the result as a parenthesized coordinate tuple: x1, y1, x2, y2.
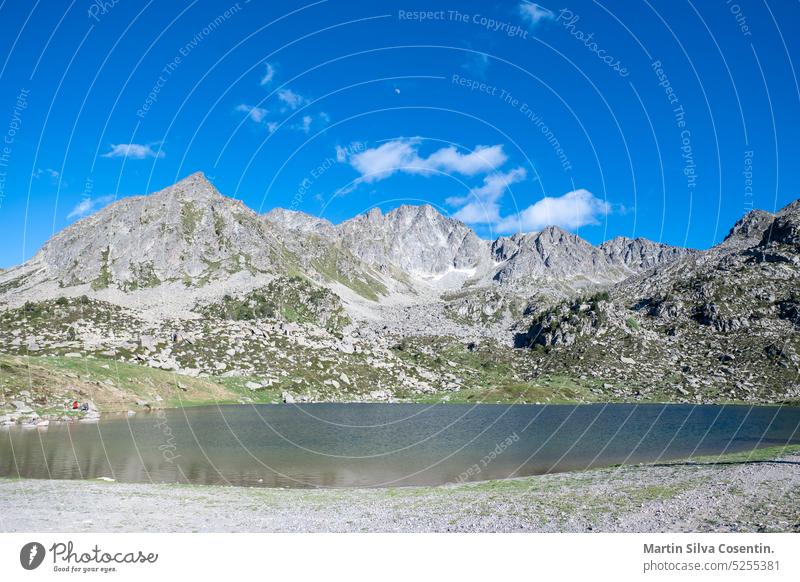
(515, 200, 800, 403)
(0, 171, 797, 422)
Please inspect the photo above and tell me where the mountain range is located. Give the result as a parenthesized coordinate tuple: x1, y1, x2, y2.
(1, 172, 693, 309)
(0, 172, 797, 416)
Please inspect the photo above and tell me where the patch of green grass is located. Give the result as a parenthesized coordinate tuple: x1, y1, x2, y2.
(215, 376, 284, 404)
(91, 246, 112, 290)
(0, 353, 237, 413)
(0, 297, 137, 336)
(312, 246, 387, 301)
(181, 201, 203, 239)
(677, 444, 800, 465)
(391, 337, 601, 404)
(123, 261, 161, 291)
(200, 276, 350, 332)
(213, 210, 225, 238)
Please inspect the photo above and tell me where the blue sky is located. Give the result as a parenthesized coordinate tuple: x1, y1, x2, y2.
(0, 0, 798, 268)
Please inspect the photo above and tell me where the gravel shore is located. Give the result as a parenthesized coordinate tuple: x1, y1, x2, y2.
(2, 447, 798, 533)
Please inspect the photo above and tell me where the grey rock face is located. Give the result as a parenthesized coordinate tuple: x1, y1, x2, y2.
(600, 237, 693, 273)
(761, 200, 800, 247)
(488, 229, 691, 293)
(336, 205, 491, 276)
(268, 204, 690, 295)
(268, 202, 692, 296)
(264, 208, 335, 238)
(492, 227, 606, 287)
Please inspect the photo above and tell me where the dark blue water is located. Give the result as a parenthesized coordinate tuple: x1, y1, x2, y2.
(1, 403, 798, 487)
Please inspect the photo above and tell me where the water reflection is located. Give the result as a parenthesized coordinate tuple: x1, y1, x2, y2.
(1, 403, 798, 488)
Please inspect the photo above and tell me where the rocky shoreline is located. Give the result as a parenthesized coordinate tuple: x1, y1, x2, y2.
(2, 446, 798, 533)
(0, 399, 101, 428)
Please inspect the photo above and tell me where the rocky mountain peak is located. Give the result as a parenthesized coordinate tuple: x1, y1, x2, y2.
(153, 171, 222, 203)
(777, 198, 800, 217)
(720, 209, 774, 250)
(387, 203, 439, 220)
(364, 207, 383, 222)
(600, 236, 693, 272)
(337, 202, 488, 277)
(535, 225, 585, 246)
(7, 172, 281, 295)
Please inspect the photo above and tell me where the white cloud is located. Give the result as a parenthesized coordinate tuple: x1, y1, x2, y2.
(266, 121, 279, 134)
(102, 143, 164, 159)
(449, 167, 527, 224)
(348, 139, 419, 182)
(236, 104, 268, 123)
(291, 112, 328, 134)
(34, 168, 59, 180)
(67, 194, 115, 220)
(260, 62, 275, 86)
(496, 189, 610, 233)
(426, 144, 507, 176)
(347, 139, 508, 184)
(519, 2, 554, 26)
(277, 88, 308, 110)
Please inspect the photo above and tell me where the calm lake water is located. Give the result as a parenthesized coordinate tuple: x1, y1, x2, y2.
(1, 404, 799, 488)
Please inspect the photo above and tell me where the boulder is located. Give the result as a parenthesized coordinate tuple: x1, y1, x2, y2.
(139, 335, 156, 351)
(11, 401, 33, 413)
(337, 341, 355, 354)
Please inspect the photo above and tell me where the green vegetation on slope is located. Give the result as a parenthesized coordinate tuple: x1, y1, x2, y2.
(391, 337, 605, 404)
(311, 245, 387, 301)
(200, 275, 351, 332)
(0, 353, 239, 415)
